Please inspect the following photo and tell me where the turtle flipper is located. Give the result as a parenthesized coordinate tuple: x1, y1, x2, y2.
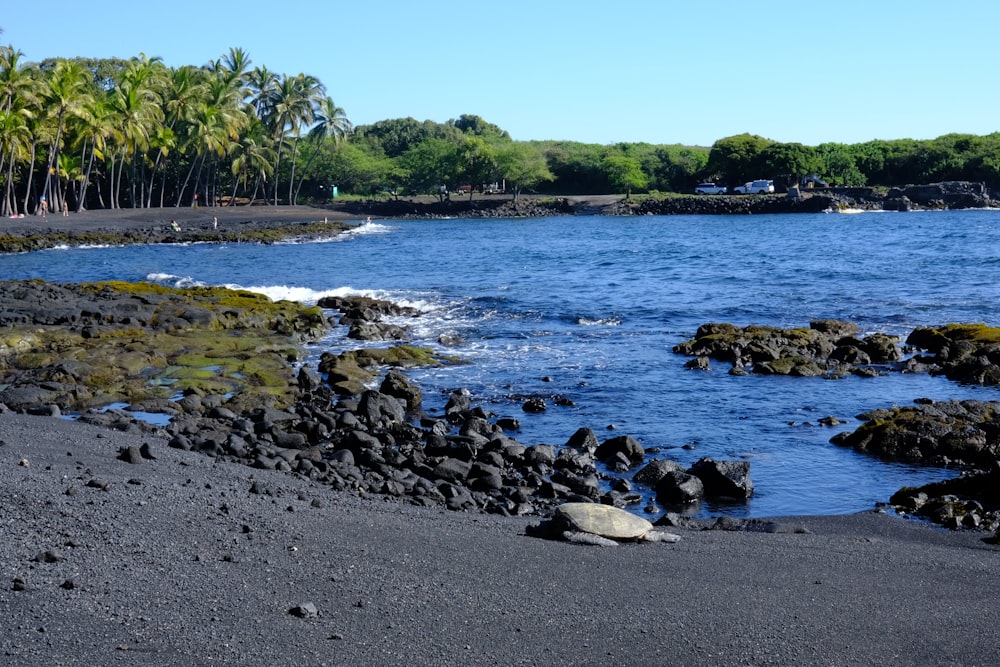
(642, 530, 681, 543)
(562, 531, 618, 547)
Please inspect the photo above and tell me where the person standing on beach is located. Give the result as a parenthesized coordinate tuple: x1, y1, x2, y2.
(38, 197, 47, 217)
(62, 201, 69, 217)
(212, 216, 218, 229)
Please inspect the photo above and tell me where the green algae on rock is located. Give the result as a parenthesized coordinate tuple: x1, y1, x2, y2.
(673, 320, 901, 377)
(907, 323, 1000, 386)
(0, 280, 329, 412)
(318, 345, 464, 397)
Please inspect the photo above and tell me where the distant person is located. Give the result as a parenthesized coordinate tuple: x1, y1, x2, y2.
(38, 197, 47, 217)
(62, 201, 69, 217)
(192, 193, 198, 208)
(170, 220, 181, 232)
(212, 216, 218, 230)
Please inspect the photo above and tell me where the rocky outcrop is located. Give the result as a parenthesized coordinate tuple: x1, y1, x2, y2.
(831, 398, 1000, 534)
(830, 399, 1000, 467)
(628, 181, 991, 216)
(673, 320, 904, 378)
(0, 280, 328, 413)
(906, 323, 1000, 386)
(886, 181, 990, 210)
(330, 197, 574, 219)
(890, 469, 1000, 532)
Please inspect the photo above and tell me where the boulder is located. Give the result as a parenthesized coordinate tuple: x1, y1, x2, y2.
(688, 458, 754, 499)
(595, 435, 645, 464)
(633, 459, 683, 488)
(379, 370, 422, 413)
(357, 390, 405, 429)
(656, 471, 705, 505)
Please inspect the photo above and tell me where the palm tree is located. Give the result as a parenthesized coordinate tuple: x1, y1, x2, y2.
(40, 59, 92, 212)
(229, 116, 274, 205)
(109, 78, 163, 207)
(0, 46, 36, 215)
(155, 65, 206, 206)
(246, 65, 277, 119)
(0, 46, 37, 115)
(294, 95, 351, 203)
(0, 108, 31, 215)
(263, 72, 322, 205)
(72, 93, 117, 210)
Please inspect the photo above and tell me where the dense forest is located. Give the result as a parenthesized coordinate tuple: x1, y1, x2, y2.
(3, 44, 1000, 215)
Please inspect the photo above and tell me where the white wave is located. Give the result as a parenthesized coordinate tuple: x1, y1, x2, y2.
(45, 243, 116, 251)
(222, 284, 358, 304)
(269, 222, 394, 245)
(146, 272, 445, 312)
(578, 316, 622, 326)
(145, 272, 207, 288)
(347, 221, 394, 236)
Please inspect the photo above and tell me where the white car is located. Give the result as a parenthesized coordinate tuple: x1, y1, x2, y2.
(695, 182, 727, 195)
(732, 179, 774, 194)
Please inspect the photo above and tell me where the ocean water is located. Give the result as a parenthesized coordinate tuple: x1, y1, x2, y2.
(3, 209, 999, 519)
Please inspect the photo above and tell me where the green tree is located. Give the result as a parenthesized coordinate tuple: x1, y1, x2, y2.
(449, 114, 510, 140)
(262, 72, 322, 204)
(656, 145, 709, 192)
(401, 137, 460, 196)
(760, 142, 821, 188)
(816, 143, 866, 186)
(456, 136, 497, 200)
(706, 133, 772, 186)
(602, 154, 648, 198)
(495, 141, 553, 200)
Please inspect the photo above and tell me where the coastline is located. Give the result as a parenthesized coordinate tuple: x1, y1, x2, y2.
(1, 203, 998, 665)
(1, 410, 995, 666)
(0, 178, 993, 250)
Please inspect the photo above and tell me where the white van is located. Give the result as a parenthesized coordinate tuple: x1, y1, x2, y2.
(733, 179, 774, 194)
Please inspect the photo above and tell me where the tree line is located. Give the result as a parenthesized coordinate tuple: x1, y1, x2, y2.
(3, 42, 1000, 215)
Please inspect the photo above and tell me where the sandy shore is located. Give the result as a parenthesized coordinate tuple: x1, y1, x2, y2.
(0, 411, 996, 666)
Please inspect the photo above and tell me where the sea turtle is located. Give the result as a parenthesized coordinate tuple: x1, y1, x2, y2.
(533, 502, 682, 547)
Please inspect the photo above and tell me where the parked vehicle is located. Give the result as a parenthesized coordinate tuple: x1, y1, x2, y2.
(733, 179, 774, 194)
(695, 182, 728, 195)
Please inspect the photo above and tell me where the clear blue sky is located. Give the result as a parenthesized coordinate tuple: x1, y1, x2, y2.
(3, 1, 997, 147)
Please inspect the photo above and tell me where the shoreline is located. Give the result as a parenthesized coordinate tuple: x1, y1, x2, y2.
(1, 203, 998, 664)
(1, 179, 994, 251)
(1, 410, 995, 666)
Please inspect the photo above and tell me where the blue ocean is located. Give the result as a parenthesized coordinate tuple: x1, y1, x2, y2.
(3, 209, 998, 518)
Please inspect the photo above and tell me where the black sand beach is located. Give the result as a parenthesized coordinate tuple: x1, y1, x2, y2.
(1, 206, 997, 666)
(1, 411, 996, 666)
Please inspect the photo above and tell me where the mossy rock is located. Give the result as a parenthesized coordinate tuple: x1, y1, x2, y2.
(0, 279, 323, 412)
(908, 323, 1000, 353)
(319, 345, 465, 397)
(755, 355, 826, 377)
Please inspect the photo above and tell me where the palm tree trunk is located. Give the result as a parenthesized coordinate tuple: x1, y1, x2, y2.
(21, 141, 37, 214)
(287, 138, 299, 205)
(271, 142, 283, 206)
(175, 155, 200, 207)
(78, 141, 94, 212)
(293, 140, 322, 204)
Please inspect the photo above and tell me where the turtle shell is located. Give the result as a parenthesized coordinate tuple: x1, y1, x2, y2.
(554, 502, 654, 540)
